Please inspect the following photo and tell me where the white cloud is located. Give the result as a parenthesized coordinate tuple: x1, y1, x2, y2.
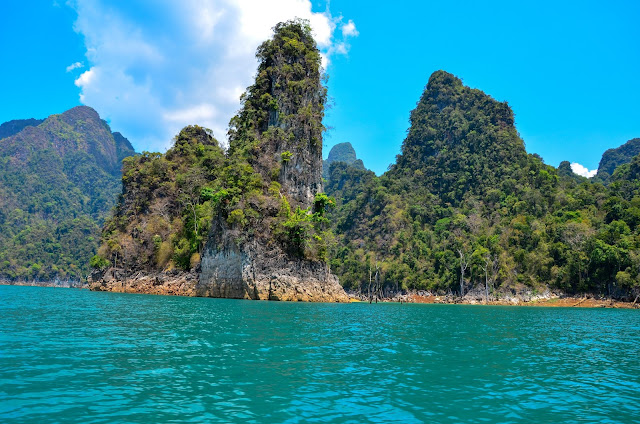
(571, 162, 597, 178)
(66, 61, 84, 72)
(163, 104, 217, 123)
(333, 42, 348, 55)
(66, 0, 357, 152)
(74, 67, 94, 87)
(341, 19, 358, 37)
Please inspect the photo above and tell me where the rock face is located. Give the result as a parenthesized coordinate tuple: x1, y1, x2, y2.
(198, 241, 347, 301)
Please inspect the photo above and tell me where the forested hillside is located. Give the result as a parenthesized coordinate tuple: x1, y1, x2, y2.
(96, 125, 225, 272)
(326, 71, 640, 299)
(0, 106, 135, 281)
(5, 26, 638, 301)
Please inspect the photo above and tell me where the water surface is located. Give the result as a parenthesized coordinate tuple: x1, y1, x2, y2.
(1, 285, 639, 423)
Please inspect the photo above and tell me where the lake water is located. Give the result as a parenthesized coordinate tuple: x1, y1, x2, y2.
(1, 285, 639, 423)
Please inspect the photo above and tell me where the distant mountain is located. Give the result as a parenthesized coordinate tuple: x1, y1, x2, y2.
(0, 106, 135, 282)
(610, 152, 640, 184)
(386, 70, 530, 204)
(557, 160, 586, 183)
(0, 118, 45, 140)
(596, 138, 640, 182)
(322, 142, 366, 179)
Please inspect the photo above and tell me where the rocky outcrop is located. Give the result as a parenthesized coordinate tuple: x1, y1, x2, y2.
(198, 241, 348, 302)
(89, 269, 197, 297)
(89, 21, 348, 303)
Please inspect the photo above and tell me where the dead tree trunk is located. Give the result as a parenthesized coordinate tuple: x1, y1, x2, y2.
(368, 268, 372, 304)
(374, 266, 380, 303)
(458, 249, 468, 297)
(483, 260, 489, 304)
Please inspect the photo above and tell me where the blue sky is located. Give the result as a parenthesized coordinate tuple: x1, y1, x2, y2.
(1, 1, 639, 176)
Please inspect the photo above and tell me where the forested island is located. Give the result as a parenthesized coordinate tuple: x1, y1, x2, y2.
(1, 20, 639, 305)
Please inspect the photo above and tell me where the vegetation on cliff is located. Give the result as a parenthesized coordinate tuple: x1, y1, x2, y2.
(30, 23, 636, 301)
(218, 19, 330, 259)
(325, 71, 640, 299)
(0, 106, 135, 281)
(96, 126, 225, 272)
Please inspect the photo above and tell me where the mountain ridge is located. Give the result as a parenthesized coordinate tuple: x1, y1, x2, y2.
(0, 106, 135, 282)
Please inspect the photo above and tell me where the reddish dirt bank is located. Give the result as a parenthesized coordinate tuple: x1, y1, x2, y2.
(406, 294, 638, 308)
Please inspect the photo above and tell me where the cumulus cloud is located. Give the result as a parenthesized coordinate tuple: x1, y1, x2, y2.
(341, 19, 359, 37)
(66, 61, 84, 72)
(67, 0, 358, 152)
(571, 162, 597, 178)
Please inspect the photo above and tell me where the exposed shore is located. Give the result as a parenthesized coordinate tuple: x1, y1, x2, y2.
(348, 290, 639, 309)
(0, 279, 86, 289)
(88, 268, 350, 302)
(3, 279, 638, 308)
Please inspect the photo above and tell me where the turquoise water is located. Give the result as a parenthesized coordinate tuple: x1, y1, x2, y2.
(1, 286, 639, 423)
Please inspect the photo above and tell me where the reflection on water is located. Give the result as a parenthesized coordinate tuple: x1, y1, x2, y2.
(1, 286, 639, 423)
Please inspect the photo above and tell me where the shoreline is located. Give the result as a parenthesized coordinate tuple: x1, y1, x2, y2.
(3, 281, 638, 308)
(0, 280, 86, 289)
(350, 292, 639, 309)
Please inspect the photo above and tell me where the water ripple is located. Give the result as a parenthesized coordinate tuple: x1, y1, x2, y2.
(1, 287, 639, 423)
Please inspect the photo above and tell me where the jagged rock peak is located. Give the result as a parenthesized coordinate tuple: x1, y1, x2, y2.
(228, 19, 326, 209)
